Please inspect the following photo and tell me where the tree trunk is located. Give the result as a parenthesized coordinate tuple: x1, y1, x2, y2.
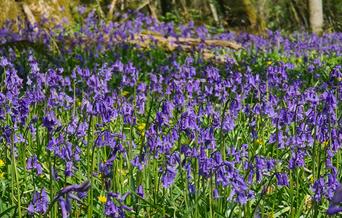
(309, 0, 323, 33)
(255, 0, 267, 33)
(241, 0, 258, 31)
(160, 0, 173, 15)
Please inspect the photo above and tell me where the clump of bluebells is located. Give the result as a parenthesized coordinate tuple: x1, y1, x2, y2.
(0, 12, 342, 218)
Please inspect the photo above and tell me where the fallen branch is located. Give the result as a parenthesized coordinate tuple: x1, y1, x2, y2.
(21, 3, 38, 32)
(137, 32, 242, 50)
(1, 29, 242, 64)
(107, 0, 117, 21)
(70, 31, 243, 63)
(147, 3, 158, 21)
(121, 0, 151, 22)
(128, 31, 242, 63)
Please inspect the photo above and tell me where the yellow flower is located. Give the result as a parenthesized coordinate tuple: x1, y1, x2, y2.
(98, 173, 103, 180)
(309, 175, 314, 184)
(256, 139, 264, 146)
(137, 123, 146, 131)
(266, 185, 274, 195)
(267, 61, 272, 65)
(98, 195, 107, 204)
(323, 140, 329, 148)
(0, 160, 4, 168)
(304, 195, 312, 211)
(117, 169, 128, 176)
(122, 91, 129, 97)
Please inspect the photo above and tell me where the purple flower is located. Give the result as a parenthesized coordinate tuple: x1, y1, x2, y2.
(161, 166, 177, 188)
(188, 184, 196, 195)
(49, 181, 91, 216)
(327, 205, 342, 215)
(105, 200, 123, 217)
(0, 57, 10, 67)
(26, 155, 43, 175)
(327, 184, 342, 215)
(58, 197, 70, 218)
(105, 192, 133, 217)
(326, 184, 342, 215)
(213, 189, 220, 199)
(137, 185, 144, 198)
(312, 178, 325, 202)
(65, 161, 74, 177)
(28, 188, 49, 215)
(276, 173, 289, 187)
(55, 181, 91, 200)
(42, 110, 60, 131)
(331, 185, 342, 205)
(131, 156, 144, 171)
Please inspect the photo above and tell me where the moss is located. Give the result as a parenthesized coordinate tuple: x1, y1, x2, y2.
(0, 0, 23, 25)
(0, 0, 74, 29)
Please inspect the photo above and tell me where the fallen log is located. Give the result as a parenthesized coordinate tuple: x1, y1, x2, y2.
(61, 30, 243, 62)
(136, 31, 242, 50)
(126, 31, 243, 63)
(1, 28, 242, 64)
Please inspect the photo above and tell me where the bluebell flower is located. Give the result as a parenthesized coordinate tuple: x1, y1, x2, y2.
(162, 166, 177, 188)
(28, 188, 49, 215)
(213, 189, 220, 199)
(58, 197, 69, 218)
(137, 185, 144, 198)
(275, 173, 289, 187)
(55, 181, 91, 198)
(26, 155, 43, 175)
(327, 185, 342, 215)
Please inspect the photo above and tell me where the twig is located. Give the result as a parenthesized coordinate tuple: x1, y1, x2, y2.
(209, 0, 220, 25)
(137, 31, 242, 50)
(107, 0, 117, 21)
(21, 3, 38, 32)
(178, 0, 189, 18)
(147, 2, 158, 21)
(121, 0, 151, 22)
(96, 0, 105, 18)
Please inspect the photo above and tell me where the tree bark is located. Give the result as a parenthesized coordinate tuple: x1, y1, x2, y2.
(160, 0, 173, 15)
(309, 0, 323, 33)
(256, 0, 267, 32)
(242, 0, 258, 31)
